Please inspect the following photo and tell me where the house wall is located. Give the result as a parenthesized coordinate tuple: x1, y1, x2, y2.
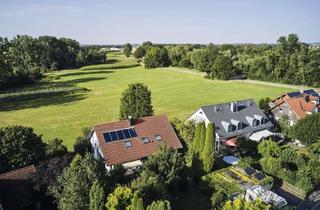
(188, 109, 223, 153)
(90, 131, 111, 170)
(188, 108, 210, 125)
(272, 103, 298, 126)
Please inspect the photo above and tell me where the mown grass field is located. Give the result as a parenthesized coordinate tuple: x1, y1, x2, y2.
(0, 54, 293, 149)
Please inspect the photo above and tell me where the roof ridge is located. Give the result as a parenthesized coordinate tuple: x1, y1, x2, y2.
(0, 165, 36, 179)
(200, 98, 255, 109)
(94, 114, 167, 128)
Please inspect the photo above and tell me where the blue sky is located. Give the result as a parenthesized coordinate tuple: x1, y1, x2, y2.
(0, 0, 319, 44)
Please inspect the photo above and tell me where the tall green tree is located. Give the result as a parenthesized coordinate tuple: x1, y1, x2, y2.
(50, 154, 106, 210)
(144, 47, 169, 68)
(0, 125, 46, 173)
(192, 122, 205, 155)
(45, 138, 68, 158)
(106, 186, 133, 210)
(198, 122, 206, 154)
(211, 54, 235, 80)
(119, 83, 154, 120)
(127, 192, 144, 210)
(146, 200, 171, 210)
(190, 47, 218, 74)
(258, 97, 271, 111)
(289, 113, 320, 145)
(257, 140, 280, 158)
(124, 43, 133, 57)
(89, 181, 105, 210)
(202, 123, 215, 173)
(131, 147, 185, 204)
(134, 46, 146, 59)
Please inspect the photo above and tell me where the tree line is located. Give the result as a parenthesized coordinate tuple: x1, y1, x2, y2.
(0, 35, 107, 90)
(132, 34, 320, 86)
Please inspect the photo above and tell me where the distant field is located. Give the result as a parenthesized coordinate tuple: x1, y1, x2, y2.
(0, 55, 293, 149)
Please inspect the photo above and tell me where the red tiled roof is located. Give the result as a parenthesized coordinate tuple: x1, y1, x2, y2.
(272, 93, 319, 119)
(286, 97, 318, 119)
(223, 138, 238, 147)
(94, 115, 183, 166)
(0, 165, 36, 180)
(0, 165, 36, 210)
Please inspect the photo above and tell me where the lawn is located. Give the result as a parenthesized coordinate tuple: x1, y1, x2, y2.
(0, 55, 293, 149)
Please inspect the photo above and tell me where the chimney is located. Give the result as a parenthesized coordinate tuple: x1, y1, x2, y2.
(230, 102, 237, 112)
(128, 116, 134, 127)
(305, 95, 310, 103)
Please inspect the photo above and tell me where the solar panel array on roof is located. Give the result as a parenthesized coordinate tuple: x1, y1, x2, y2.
(254, 172, 266, 180)
(287, 91, 302, 98)
(244, 167, 255, 176)
(303, 89, 320, 97)
(103, 128, 137, 143)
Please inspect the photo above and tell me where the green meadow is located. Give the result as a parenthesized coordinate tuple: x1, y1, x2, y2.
(0, 54, 293, 149)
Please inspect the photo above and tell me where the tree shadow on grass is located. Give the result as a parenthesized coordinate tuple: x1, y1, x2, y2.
(106, 59, 118, 64)
(0, 94, 88, 111)
(59, 70, 114, 78)
(0, 77, 107, 111)
(59, 77, 106, 85)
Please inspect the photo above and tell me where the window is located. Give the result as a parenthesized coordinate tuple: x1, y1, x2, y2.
(155, 135, 162, 141)
(124, 140, 132, 148)
(141, 137, 150, 144)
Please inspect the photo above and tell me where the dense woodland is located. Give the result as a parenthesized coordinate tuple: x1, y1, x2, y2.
(1, 33, 319, 91)
(139, 34, 320, 86)
(0, 35, 106, 90)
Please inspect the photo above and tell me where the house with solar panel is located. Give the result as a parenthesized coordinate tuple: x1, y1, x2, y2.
(188, 99, 274, 152)
(89, 114, 183, 171)
(270, 89, 320, 126)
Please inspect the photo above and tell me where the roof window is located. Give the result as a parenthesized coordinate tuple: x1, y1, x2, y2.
(155, 134, 162, 141)
(124, 140, 132, 148)
(141, 137, 150, 144)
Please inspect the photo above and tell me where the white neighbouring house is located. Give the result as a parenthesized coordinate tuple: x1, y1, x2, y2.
(188, 99, 274, 152)
(89, 115, 183, 171)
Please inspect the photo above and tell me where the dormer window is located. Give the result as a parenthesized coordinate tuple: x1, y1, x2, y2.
(141, 137, 150, 144)
(155, 135, 162, 141)
(252, 119, 260, 127)
(231, 119, 242, 130)
(124, 140, 132, 148)
(222, 121, 235, 133)
(246, 116, 260, 127)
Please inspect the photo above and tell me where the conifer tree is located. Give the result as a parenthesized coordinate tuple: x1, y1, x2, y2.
(192, 123, 202, 154)
(198, 122, 206, 155)
(202, 123, 215, 173)
(119, 83, 154, 120)
(127, 192, 144, 210)
(89, 181, 105, 210)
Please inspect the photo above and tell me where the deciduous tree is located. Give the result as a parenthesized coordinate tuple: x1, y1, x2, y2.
(50, 154, 106, 210)
(124, 43, 132, 57)
(0, 125, 46, 173)
(106, 186, 133, 210)
(146, 200, 171, 210)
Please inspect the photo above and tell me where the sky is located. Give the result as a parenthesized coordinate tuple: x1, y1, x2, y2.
(0, 0, 319, 44)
